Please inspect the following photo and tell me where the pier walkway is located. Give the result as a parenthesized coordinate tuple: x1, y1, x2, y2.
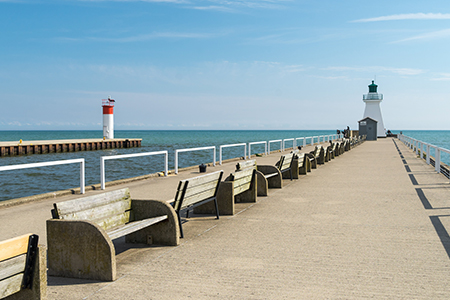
(1, 138, 450, 299)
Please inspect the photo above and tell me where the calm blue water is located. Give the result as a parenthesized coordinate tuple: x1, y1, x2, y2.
(0, 130, 335, 201)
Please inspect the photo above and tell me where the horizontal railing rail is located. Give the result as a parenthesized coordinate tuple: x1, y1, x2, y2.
(268, 140, 282, 154)
(248, 141, 267, 158)
(219, 143, 247, 165)
(398, 134, 450, 181)
(175, 146, 216, 174)
(283, 138, 295, 151)
(0, 158, 85, 194)
(100, 151, 168, 190)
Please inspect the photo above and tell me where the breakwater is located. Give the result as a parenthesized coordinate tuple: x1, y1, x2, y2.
(0, 138, 141, 157)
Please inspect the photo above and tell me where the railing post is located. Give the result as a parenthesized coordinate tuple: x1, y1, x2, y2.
(435, 148, 441, 174)
(213, 147, 216, 166)
(244, 144, 247, 160)
(101, 157, 106, 190)
(80, 159, 85, 194)
(175, 150, 179, 174)
(165, 152, 168, 176)
(426, 144, 430, 165)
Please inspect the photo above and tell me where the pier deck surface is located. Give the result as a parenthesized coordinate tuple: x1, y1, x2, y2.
(1, 138, 450, 299)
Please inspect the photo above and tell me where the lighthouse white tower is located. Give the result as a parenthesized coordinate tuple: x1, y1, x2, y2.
(363, 81, 385, 138)
(102, 96, 115, 139)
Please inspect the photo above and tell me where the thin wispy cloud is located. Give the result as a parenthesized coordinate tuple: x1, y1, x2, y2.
(192, 5, 235, 12)
(392, 28, 450, 43)
(352, 13, 450, 23)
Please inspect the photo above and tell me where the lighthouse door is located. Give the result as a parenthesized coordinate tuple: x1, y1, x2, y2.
(103, 126, 108, 138)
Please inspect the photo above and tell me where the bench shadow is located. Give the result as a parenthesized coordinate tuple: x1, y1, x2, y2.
(48, 275, 102, 286)
(430, 215, 450, 259)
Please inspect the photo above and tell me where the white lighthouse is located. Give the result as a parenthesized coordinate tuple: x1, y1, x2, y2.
(102, 96, 115, 139)
(363, 81, 385, 138)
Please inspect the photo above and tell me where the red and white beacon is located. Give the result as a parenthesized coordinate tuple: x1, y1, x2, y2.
(102, 96, 115, 139)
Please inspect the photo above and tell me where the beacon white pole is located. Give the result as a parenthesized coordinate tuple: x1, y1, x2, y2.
(102, 96, 115, 139)
(362, 81, 386, 138)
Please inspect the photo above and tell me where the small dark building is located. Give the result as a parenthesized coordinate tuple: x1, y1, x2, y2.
(358, 117, 378, 141)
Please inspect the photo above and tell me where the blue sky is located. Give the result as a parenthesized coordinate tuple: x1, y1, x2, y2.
(1, 0, 450, 131)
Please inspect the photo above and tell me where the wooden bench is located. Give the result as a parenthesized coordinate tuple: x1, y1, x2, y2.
(309, 145, 326, 165)
(291, 150, 311, 174)
(0, 234, 46, 300)
(326, 142, 335, 160)
(236, 155, 298, 196)
(343, 139, 351, 151)
(275, 153, 295, 180)
(172, 170, 223, 238)
(195, 168, 256, 216)
(331, 142, 341, 157)
(47, 188, 179, 281)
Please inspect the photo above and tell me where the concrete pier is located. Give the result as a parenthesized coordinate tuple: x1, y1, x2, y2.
(0, 138, 142, 156)
(1, 138, 450, 299)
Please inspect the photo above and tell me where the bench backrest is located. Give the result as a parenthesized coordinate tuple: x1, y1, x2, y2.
(0, 233, 38, 298)
(312, 146, 323, 158)
(236, 160, 257, 172)
(291, 150, 305, 167)
(52, 188, 133, 232)
(228, 168, 255, 195)
(173, 171, 223, 212)
(278, 153, 294, 171)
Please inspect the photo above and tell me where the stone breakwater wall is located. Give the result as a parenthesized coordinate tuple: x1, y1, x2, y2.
(0, 138, 141, 157)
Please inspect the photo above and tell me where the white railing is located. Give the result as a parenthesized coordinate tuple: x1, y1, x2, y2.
(398, 134, 450, 180)
(283, 138, 295, 151)
(248, 141, 267, 158)
(175, 146, 216, 174)
(219, 143, 247, 165)
(268, 139, 282, 154)
(0, 158, 86, 194)
(100, 151, 168, 190)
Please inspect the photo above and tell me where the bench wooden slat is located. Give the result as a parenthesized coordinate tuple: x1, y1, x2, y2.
(182, 180, 221, 199)
(107, 215, 168, 240)
(0, 234, 30, 262)
(233, 183, 252, 195)
(233, 175, 253, 190)
(279, 154, 293, 171)
(182, 171, 222, 188)
(0, 254, 26, 282)
(236, 160, 256, 171)
(58, 199, 132, 221)
(181, 189, 217, 209)
(95, 211, 131, 231)
(55, 189, 130, 217)
(0, 273, 22, 299)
